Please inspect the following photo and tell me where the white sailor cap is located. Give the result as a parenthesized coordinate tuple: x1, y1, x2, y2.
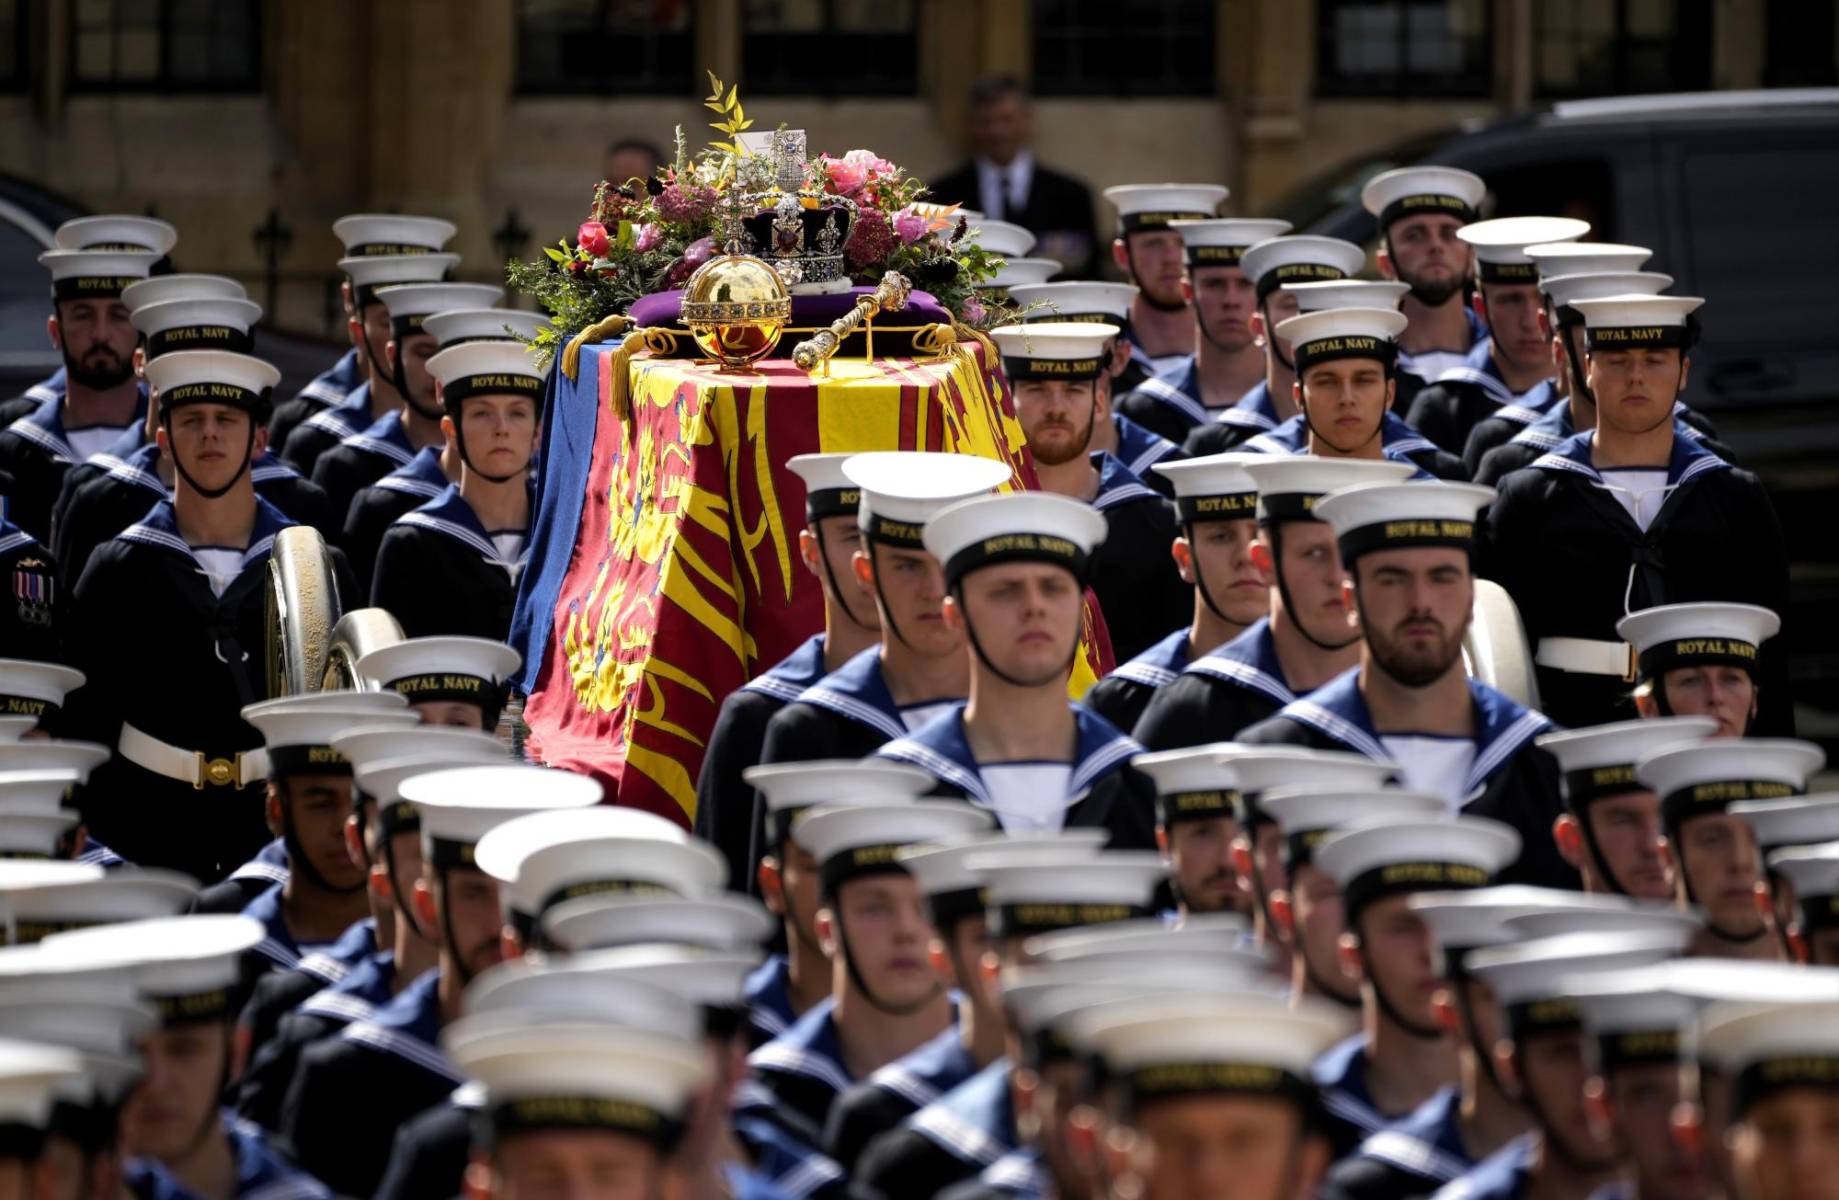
(355, 636, 521, 708)
(0, 864, 102, 944)
(1283, 279, 1410, 313)
(333, 725, 506, 775)
(794, 802, 994, 897)
(1468, 930, 1689, 1039)
(0, 995, 152, 1106)
(475, 808, 723, 923)
(1698, 998, 1839, 1116)
(1408, 885, 1615, 956)
(1170, 218, 1294, 270)
(143, 351, 281, 417)
(1730, 795, 1839, 856)
(557, 943, 763, 1017)
(1132, 744, 1245, 827)
(1275, 307, 1409, 376)
(444, 1021, 709, 1149)
(1312, 479, 1495, 564)
(1004, 955, 1282, 1035)
(130, 296, 263, 360)
(427, 340, 549, 411)
(1315, 816, 1520, 920)
(121, 274, 246, 314)
(923, 491, 1108, 588)
(0, 812, 77, 860)
(989, 321, 1118, 382)
(54, 215, 176, 256)
(1525, 242, 1652, 279)
(38, 250, 161, 301)
(1540, 270, 1674, 313)
(0, 869, 196, 944)
(1150, 454, 1260, 529)
(332, 213, 458, 257)
(0, 663, 83, 727)
(1536, 716, 1720, 812)
(1616, 602, 1780, 684)
(0, 1039, 84, 1132)
(1260, 787, 1447, 869)
(1217, 746, 1403, 830)
(541, 893, 774, 955)
(401, 765, 602, 869)
(0, 767, 81, 823)
(1007, 281, 1137, 326)
(240, 693, 416, 778)
(1457, 216, 1591, 285)
(1236, 456, 1416, 525)
(1075, 991, 1350, 1107)
(785, 453, 861, 522)
(970, 219, 1037, 257)
(742, 759, 937, 849)
(1769, 841, 1839, 932)
(1572, 294, 1706, 351)
(0, 744, 106, 785)
(1634, 738, 1824, 833)
(1104, 184, 1230, 234)
(1560, 964, 1707, 1070)
(1504, 900, 1703, 942)
(897, 831, 1107, 926)
(350, 750, 513, 838)
(376, 282, 507, 336)
(0, 721, 31, 746)
(841, 451, 1013, 549)
(1238, 235, 1368, 302)
(41, 914, 262, 1023)
(981, 258, 1062, 290)
(339, 252, 460, 305)
(1360, 166, 1486, 228)
(971, 850, 1168, 939)
(458, 959, 696, 1039)
(420, 308, 549, 350)
(1021, 914, 1251, 963)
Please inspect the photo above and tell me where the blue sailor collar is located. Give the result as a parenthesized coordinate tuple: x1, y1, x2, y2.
(100, 442, 298, 496)
(1214, 378, 1280, 431)
(1441, 1133, 1539, 1200)
(75, 837, 127, 870)
(1243, 411, 1441, 469)
(730, 1112, 847, 1200)
(1314, 1031, 1386, 1138)
(117, 496, 295, 577)
(907, 1058, 1017, 1168)
(743, 953, 795, 1042)
(342, 409, 414, 467)
(1530, 427, 1732, 490)
(240, 883, 303, 971)
(20, 369, 64, 407)
(1357, 1086, 1473, 1186)
(373, 444, 448, 501)
(1511, 402, 1706, 455)
(1109, 628, 1192, 690)
(294, 916, 378, 986)
(741, 634, 829, 705)
(299, 349, 362, 407)
(876, 703, 1141, 810)
(397, 484, 529, 573)
(746, 996, 851, 1098)
(1277, 668, 1551, 800)
(1131, 360, 1206, 426)
(864, 1026, 975, 1113)
(299, 950, 396, 1027)
(0, 521, 36, 558)
(338, 967, 459, 1083)
(1435, 342, 1557, 413)
(227, 838, 290, 886)
(1113, 413, 1179, 477)
(1091, 451, 1160, 513)
(225, 1111, 332, 1198)
(301, 381, 373, 441)
(1396, 309, 1488, 375)
(9, 385, 149, 464)
(1184, 617, 1295, 708)
(796, 646, 905, 743)
(976, 1147, 1047, 1196)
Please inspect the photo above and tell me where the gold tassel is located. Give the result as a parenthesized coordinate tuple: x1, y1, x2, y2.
(950, 319, 999, 368)
(604, 328, 681, 423)
(912, 323, 958, 356)
(559, 313, 635, 382)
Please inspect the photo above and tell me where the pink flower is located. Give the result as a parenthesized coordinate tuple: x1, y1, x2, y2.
(961, 296, 987, 324)
(845, 210, 895, 270)
(635, 223, 661, 252)
(894, 210, 930, 244)
(682, 237, 715, 270)
(656, 183, 715, 225)
(576, 221, 610, 257)
(823, 149, 896, 198)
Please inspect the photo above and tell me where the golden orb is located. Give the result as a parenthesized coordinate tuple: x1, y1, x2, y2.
(680, 253, 792, 371)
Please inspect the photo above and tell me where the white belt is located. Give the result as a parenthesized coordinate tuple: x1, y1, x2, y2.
(1534, 637, 1636, 681)
(118, 724, 265, 789)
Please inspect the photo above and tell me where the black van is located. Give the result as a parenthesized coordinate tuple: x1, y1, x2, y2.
(1274, 88, 1839, 743)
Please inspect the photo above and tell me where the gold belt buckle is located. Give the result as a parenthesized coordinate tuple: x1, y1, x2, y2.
(1622, 644, 1638, 684)
(195, 753, 241, 789)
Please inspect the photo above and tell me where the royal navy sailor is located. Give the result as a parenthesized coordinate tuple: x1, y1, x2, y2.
(0, 1037, 88, 1200)
(1619, 601, 1781, 739)
(1359, 167, 1490, 389)
(1101, 184, 1228, 387)
(353, 634, 522, 731)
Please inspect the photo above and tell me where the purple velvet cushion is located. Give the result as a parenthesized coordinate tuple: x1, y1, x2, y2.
(630, 286, 951, 336)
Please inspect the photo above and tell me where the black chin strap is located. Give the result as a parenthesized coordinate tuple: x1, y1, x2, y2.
(1268, 522, 1361, 652)
(1261, 299, 1295, 373)
(1358, 923, 1445, 1041)
(832, 904, 940, 1018)
(438, 866, 483, 986)
(1448, 961, 1511, 1099)
(359, 313, 393, 397)
(811, 524, 873, 632)
(1558, 322, 1595, 411)
(867, 542, 917, 652)
(1183, 522, 1235, 631)
(954, 582, 1079, 691)
(450, 416, 529, 486)
(164, 416, 254, 500)
(1124, 242, 1188, 314)
(1575, 807, 1635, 899)
(1670, 829, 1769, 944)
(278, 780, 366, 897)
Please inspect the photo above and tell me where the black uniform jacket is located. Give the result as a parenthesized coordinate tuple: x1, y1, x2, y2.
(0, 386, 146, 542)
(1086, 452, 1190, 663)
(310, 409, 417, 531)
(1131, 618, 1298, 751)
(370, 484, 527, 641)
(1081, 627, 1191, 736)
(340, 444, 448, 593)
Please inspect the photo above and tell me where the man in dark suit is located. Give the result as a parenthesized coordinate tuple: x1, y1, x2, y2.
(927, 75, 1098, 279)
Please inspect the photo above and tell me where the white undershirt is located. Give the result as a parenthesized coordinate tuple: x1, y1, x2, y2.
(980, 763, 1073, 834)
(193, 547, 244, 598)
(67, 425, 131, 461)
(1378, 736, 1476, 813)
(1399, 349, 1471, 382)
(489, 531, 527, 563)
(1597, 468, 1672, 532)
(899, 700, 958, 732)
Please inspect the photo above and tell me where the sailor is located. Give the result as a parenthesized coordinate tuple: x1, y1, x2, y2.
(1697, 988, 1839, 1200)
(990, 323, 1188, 661)
(1183, 237, 1378, 455)
(1100, 184, 1227, 385)
(233, 693, 418, 972)
(2, 241, 161, 542)
(266, 214, 458, 450)
(1307, 816, 1522, 1157)
(1114, 217, 1292, 444)
(758, 452, 1007, 765)
(1006, 280, 1181, 477)
(875, 491, 1158, 847)
(1767, 841, 1839, 965)
(1132, 456, 1414, 751)
(353, 634, 521, 730)
(1130, 747, 1265, 918)
(1635, 737, 1824, 961)
(370, 339, 545, 639)
(1619, 601, 1781, 739)
(1359, 167, 1490, 388)
(313, 279, 504, 536)
(1258, 787, 1447, 1013)
(0, 770, 85, 864)
(696, 455, 881, 893)
(278, 246, 457, 472)
(1074, 991, 1350, 1200)
(1403, 216, 1589, 455)
(739, 761, 936, 1048)
(732, 802, 992, 1176)
(1247, 307, 1468, 479)
(280, 764, 597, 1196)
(0, 858, 193, 947)
(0, 1036, 85, 1200)
(340, 305, 547, 596)
(66, 349, 326, 883)
(0, 473, 62, 664)
(40, 914, 333, 1199)
(1482, 293, 1794, 734)
(1238, 480, 1572, 884)
(1083, 453, 1267, 734)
